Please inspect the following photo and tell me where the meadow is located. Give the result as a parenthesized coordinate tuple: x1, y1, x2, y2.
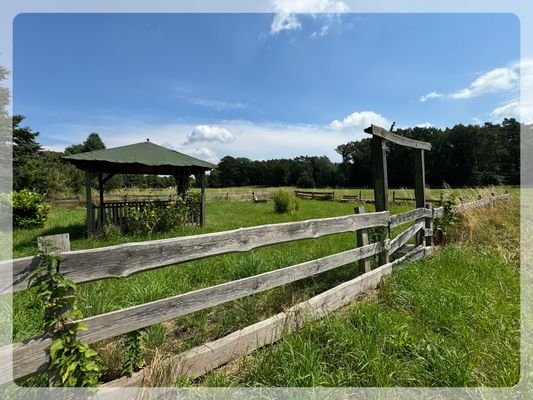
(6, 187, 520, 387)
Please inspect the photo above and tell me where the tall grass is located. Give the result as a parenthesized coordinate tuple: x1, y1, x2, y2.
(195, 197, 520, 387)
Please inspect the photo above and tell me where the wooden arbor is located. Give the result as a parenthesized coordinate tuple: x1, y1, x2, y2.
(63, 140, 216, 236)
(364, 124, 432, 255)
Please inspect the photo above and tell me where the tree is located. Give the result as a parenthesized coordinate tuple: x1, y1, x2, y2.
(82, 133, 105, 152)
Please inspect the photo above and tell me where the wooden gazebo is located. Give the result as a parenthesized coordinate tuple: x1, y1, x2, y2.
(63, 140, 216, 236)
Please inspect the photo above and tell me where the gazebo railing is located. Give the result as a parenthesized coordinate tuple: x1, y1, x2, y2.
(92, 200, 202, 232)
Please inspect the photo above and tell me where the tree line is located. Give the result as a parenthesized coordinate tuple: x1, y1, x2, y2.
(13, 115, 521, 197)
(209, 118, 520, 189)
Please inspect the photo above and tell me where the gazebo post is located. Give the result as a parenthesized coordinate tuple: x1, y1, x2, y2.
(98, 172, 105, 228)
(84, 170, 94, 237)
(200, 170, 206, 227)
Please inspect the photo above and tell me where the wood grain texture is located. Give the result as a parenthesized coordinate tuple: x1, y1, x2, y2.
(354, 206, 371, 274)
(389, 220, 424, 255)
(364, 125, 432, 150)
(2, 242, 383, 383)
(2, 211, 389, 294)
(37, 234, 70, 254)
(389, 208, 431, 228)
(100, 244, 429, 388)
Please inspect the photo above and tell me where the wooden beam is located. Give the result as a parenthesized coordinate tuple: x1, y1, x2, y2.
(85, 171, 94, 237)
(200, 171, 206, 227)
(3, 211, 390, 293)
(354, 206, 371, 274)
(101, 244, 429, 388)
(98, 172, 105, 227)
(364, 125, 431, 151)
(101, 173, 115, 185)
(389, 208, 431, 228)
(3, 242, 383, 382)
(414, 150, 426, 246)
(371, 136, 389, 212)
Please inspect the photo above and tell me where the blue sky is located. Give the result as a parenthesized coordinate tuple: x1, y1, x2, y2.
(13, 11, 522, 163)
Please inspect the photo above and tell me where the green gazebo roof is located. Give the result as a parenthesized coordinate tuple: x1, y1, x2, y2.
(63, 141, 216, 175)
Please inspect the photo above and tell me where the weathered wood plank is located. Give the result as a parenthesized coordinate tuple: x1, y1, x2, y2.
(37, 234, 70, 255)
(2, 242, 383, 383)
(354, 207, 371, 274)
(389, 220, 424, 255)
(2, 211, 390, 293)
(389, 208, 431, 228)
(364, 125, 432, 151)
(101, 244, 429, 387)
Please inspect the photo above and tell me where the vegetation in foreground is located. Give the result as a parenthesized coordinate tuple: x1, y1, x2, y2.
(189, 197, 520, 387)
(8, 190, 518, 387)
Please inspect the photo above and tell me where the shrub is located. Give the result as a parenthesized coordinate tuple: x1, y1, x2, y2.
(125, 200, 188, 236)
(10, 190, 50, 228)
(272, 189, 300, 214)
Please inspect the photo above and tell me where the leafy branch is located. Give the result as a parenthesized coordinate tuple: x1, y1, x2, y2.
(28, 243, 103, 387)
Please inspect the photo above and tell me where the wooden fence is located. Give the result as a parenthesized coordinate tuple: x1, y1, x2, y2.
(0, 193, 509, 386)
(294, 190, 335, 200)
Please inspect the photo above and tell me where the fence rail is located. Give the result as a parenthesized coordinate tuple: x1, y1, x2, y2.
(0, 193, 510, 385)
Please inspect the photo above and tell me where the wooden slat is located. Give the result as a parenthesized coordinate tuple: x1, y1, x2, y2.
(389, 208, 431, 228)
(364, 125, 432, 150)
(2, 242, 383, 383)
(389, 220, 424, 255)
(102, 244, 429, 387)
(2, 211, 389, 294)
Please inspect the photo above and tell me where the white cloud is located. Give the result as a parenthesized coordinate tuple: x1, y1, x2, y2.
(489, 59, 533, 124)
(185, 125, 235, 145)
(421, 64, 519, 103)
(270, 0, 348, 35)
(185, 147, 220, 164)
(419, 91, 443, 102)
(490, 102, 520, 121)
(329, 111, 391, 131)
(271, 13, 302, 34)
(415, 122, 433, 128)
(449, 67, 518, 99)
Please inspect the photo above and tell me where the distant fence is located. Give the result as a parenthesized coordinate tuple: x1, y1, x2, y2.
(0, 193, 509, 386)
(294, 190, 335, 200)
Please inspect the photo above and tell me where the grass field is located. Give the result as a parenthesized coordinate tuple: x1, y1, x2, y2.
(6, 187, 520, 387)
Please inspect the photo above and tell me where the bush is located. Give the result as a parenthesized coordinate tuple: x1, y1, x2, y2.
(10, 190, 50, 228)
(125, 200, 188, 236)
(272, 189, 299, 214)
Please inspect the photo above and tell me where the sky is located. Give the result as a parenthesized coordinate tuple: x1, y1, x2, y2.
(12, 10, 523, 163)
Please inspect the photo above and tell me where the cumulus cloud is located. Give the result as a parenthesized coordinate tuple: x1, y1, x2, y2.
(329, 111, 391, 131)
(185, 125, 235, 145)
(419, 91, 443, 102)
(489, 59, 533, 124)
(185, 147, 220, 164)
(270, 0, 348, 35)
(449, 67, 518, 99)
(421, 64, 519, 102)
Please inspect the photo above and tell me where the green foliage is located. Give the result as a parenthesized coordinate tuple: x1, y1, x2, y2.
(10, 189, 50, 228)
(28, 247, 103, 387)
(125, 199, 192, 236)
(272, 189, 299, 214)
(122, 330, 145, 376)
(433, 194, 458, 244)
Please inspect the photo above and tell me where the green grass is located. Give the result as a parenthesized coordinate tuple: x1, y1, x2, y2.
(198, 245, 519, 387)
(10, 198, 415, 382)
(8, 188, 519, 386)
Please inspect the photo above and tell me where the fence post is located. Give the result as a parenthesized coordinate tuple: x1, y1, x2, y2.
(425, 203, 433, 247)
(392, 191, 396, 204)
(37, 233, 71, 255)
(359, 190, 362, 201)
(354, 206, 371, 274)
